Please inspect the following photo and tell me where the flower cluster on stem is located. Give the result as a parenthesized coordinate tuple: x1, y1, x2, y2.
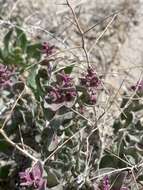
(41, 42, 55, 57)
(0, 64, 13, 89)
(45, 71, 77, 105)
(19, 161, 47, 190)
(80, 67, 101, 104)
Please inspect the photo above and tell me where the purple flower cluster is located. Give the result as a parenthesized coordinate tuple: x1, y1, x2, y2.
(0, 64, 13, 89)
(80, 67, 101, 104)
(46, 71, 76, 105)
(41, 42, 55, 56)
(103, 176, 128, 190)
(103, 176, 110, 190)
(131, 79, 143, 92)
(19, 161, 47, 190)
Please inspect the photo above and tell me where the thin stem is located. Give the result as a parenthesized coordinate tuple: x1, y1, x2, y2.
(0, 129, 38, 162)
(66, 0, 90, 67)
(88, 14, 117, 54)
(1, 88, 25, 130)
(70, 108, 94, 127)
(84, 9, 124, 34)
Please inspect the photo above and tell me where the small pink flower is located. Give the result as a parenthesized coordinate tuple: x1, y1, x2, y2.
(45, 71, 76, 107)
(79, 67, 101, 104)
(80, 67, 101, 88)
(0, 64, 13, 89)
(56, 71, 73, 87)
(41, 42, 55, 56)
(103, 176, 110, 190)
(19, 161, 47, 190)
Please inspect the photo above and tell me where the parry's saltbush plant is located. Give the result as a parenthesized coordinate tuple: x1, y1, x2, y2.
(0, 7, 143, 190)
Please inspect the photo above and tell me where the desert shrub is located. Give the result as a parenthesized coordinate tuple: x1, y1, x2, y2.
(0, 3, 143, 190)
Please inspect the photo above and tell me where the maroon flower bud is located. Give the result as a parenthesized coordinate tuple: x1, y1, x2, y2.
(41, 42, 55, 56)
(56, 71, 73, 87)
(0, 64, 13, 89)
(80, 67, 101, 88)
(19, 161, 47, 190)
(79, 67, 101, 105)
(45, 71, 77, 109)
(49, 88, 62, 103)
(64, 88, 77, 102)
(102, 176, 128, 190)
(103, 176, 110, 190)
